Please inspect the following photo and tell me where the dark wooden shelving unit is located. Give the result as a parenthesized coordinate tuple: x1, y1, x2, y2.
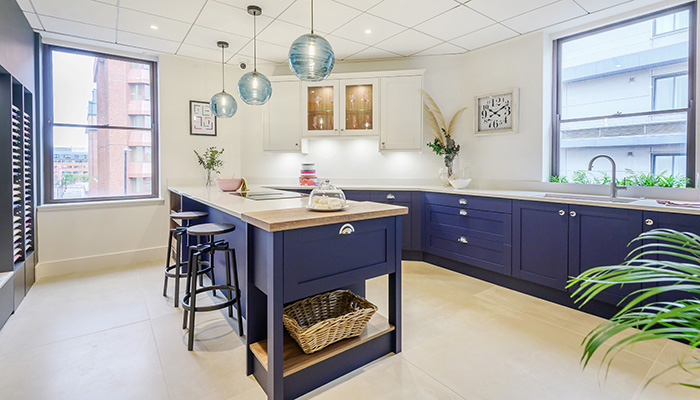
(0, 65, 36, 329)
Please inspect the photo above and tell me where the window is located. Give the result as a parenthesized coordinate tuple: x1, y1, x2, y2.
(552, 4, 695, 187)
(44, 46, 158, 202)
(654, 11, 690, 35)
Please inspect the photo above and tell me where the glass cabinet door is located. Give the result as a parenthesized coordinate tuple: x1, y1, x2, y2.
(304, 84, 338, 135)
(340, 78, 378, 136)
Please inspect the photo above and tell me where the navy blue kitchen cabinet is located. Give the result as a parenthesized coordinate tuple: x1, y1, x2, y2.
(512, 201, 569, 289)
(370, 191, 418, 251)
(424, 193, 512, 276)
(568, 205, 643, 305)
(643, 211, 700, 303)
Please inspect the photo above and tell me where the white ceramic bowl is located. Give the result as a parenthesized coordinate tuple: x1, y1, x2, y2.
(215, 178, 243, 192)
(449, 178, 472, 189)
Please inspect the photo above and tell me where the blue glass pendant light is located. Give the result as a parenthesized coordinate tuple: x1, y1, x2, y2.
(288, 0, 335, 82)
(238, 5, 272, 105)
(210, 41, 237, 118)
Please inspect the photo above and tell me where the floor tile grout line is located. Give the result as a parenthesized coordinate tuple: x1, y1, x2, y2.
(401, 355, 469, 399)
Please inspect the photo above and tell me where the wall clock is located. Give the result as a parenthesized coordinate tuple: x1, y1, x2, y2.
(475, 88, 519, 135)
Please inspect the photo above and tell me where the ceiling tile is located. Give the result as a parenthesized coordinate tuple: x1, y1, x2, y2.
(182, 26, 249, 54)
(92, 0, 118, 4)
(23, 12, 43, 30)
(332, 13, 405, 46)
(414, 5, 494, 41)
(196, 1, 273, 38)
(212, 0, 296, 19)
(332, 0, 383, 12)
(573, 0, 631, 13)
(375, 29, 442, 56)
(326, 35, 368, 59)
(277, 0, 361, 34)
(118, 0, 207, 24)
(414, 42, 467, 57)
(236, 40, 290, 64)
(117, 8, 191, 43)
(177, 43, 228, 63)
(450, 24, 518, 51)
(367, 0, 458, 28)
(346, 46, 402, 60)
(117, 31, 180, 53)
(40, 15, 116, 42)
(502, 0, 587, 34)
(32, 0, 117, 28)
(466, 0, 558, 22)
(16, 0, 34, 12)
(257, 20, 310, 48)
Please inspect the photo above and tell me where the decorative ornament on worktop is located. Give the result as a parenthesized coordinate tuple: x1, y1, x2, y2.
(422, 90, 468, 187)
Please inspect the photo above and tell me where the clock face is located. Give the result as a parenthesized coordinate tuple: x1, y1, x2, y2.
(478, 93, 513, 132)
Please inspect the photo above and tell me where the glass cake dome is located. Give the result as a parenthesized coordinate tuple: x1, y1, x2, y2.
(307, 180, 347, 211)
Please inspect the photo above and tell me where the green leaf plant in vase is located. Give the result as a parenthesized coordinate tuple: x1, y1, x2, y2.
(568, 229, 700, 390)
(422, 90, 468, 186)
(194, 146, 225, 186)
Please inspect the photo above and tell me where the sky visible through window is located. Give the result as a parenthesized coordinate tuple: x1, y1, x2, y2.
(52, 51, 94, 147)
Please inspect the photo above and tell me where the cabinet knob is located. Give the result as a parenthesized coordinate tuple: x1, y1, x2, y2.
(645, 219, 654, 226)
(295, 143, 298, 147)
(459, 209, 468, 216)
(458, 236, 468, 244)
(570, 211, 577, 217)
(459, 198, 467, 205)
(334, 129, 338, 131)
(340, 128, 344, 131)
(386, 193, 395, 200)
(381, 142, 385, 149)
(339, 223, 355, 235)
(558, 210, 565, 216)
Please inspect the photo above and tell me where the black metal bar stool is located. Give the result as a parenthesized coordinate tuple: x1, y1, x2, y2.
(163, 211, 209, 307)
(182, 223, 243, 351)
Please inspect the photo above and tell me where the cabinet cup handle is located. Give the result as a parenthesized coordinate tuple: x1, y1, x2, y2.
(645, 219, 654, 226)
(386, 194, 395, 200)
(458, 236, 468, 244)
(459, 209, 468, 216)
(558, 210, 565, 216)
(570, 211, 577, 217)
(339, 223, 355, 235)
(459, 198, 467, 205)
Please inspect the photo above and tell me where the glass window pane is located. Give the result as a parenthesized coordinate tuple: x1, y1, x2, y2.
(558, 112, 688, 182)
(560, 9, 690, 120)
(674, 74, 688, 108)
(345, 84, 373, 130)
(52, 50, 152, 126)
(676, 10, 690, 30)
(654, 76, 675, 110)
(675, 155, 687, 176)
(52, 127, 152, 200)
(653, 155, 673, 174)
(307, 86, 334, 131)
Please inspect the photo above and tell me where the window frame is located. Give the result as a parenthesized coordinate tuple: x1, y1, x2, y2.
(42, 45, 160, 204)
(551, 2, 697, 187)
(652, 72, 689, 111)
(651, 152, 687, 175)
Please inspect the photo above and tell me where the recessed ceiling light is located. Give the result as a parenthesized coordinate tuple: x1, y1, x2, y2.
(365, 29, 372, 34)
(150, 25, 159, 30)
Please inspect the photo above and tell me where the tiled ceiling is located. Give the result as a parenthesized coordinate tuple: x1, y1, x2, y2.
(18, 0, 638, 65)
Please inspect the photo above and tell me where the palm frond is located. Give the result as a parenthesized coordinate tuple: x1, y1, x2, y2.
(423, 103, 443, 144)
(421, 90, 447, 134)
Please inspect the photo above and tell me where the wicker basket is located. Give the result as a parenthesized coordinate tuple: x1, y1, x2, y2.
(282, 290, 378, 354)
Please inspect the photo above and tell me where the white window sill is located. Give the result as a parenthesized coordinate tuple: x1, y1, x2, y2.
(38, 197, 165, 212)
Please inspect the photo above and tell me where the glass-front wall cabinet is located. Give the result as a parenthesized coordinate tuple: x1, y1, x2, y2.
(303, 78, 378, 137)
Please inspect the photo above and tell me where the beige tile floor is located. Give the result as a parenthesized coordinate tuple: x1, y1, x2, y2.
(0, 260, 698, 399)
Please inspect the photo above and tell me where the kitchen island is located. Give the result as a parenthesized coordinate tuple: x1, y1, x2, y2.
(168, 186, 407, 400)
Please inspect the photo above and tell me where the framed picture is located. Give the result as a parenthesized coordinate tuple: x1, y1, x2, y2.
(190, 100, 216, 136)
(475, 88, 519, 135)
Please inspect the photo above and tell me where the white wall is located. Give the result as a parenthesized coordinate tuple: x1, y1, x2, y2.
(36, 55, 246, 277)
(240, 33, 548, 186)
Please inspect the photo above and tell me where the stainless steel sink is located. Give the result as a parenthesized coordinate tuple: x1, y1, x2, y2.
(543, 193, 639, 204)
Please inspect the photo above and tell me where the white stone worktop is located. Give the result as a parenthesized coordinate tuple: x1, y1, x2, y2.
(265, 184, 700, 216)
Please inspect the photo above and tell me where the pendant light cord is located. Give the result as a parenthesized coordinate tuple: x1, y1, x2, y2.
(253, 14, 257, 72)
(221, 45, 225, 91)
(310, 0, 314, 34)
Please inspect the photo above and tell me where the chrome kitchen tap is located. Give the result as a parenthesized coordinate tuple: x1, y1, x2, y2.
(587, 155, 626, 199)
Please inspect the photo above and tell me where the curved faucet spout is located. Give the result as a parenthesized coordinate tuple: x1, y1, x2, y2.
(587, 154, 626, 198)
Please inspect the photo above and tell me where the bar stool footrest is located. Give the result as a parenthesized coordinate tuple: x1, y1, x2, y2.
(181, 285, 240, 313)
(164, 261, 211, 278)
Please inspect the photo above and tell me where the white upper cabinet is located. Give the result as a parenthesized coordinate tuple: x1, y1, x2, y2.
(380, 75, 423, 151)
(263, 79, 302, 152)
(265, 70, 424, 151)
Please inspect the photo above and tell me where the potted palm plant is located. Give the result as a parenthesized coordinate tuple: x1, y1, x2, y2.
(568, 229, 700, 389)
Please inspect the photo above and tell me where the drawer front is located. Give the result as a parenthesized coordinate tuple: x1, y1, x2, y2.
(370, 191, 412, 203)
(344, 190, 370, 202)
(424, 192, 511, 214)
(283, 217, 398, 302)
(425, 228, 511, 275)
(425, 204, 511, 245)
